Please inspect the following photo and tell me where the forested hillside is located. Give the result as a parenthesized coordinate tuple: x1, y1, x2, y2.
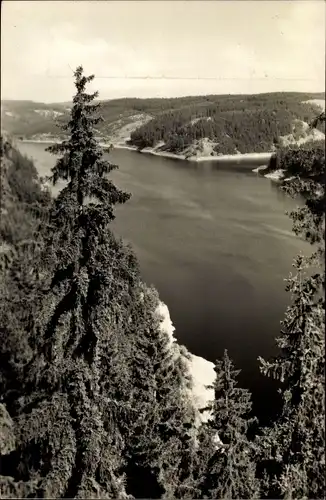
(0, 69, 324, 499)
(128, 93, 325, 156)
(2, 93, 324, 157)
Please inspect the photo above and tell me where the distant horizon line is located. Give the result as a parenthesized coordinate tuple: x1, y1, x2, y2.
(1, 90, 325, 106)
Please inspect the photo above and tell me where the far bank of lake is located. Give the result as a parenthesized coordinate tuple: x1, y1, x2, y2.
(21, 138, 275, 168)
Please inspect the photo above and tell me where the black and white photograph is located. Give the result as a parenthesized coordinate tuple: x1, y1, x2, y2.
(0, 1, 325, 498)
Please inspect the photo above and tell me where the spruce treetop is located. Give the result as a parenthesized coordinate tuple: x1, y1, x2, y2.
(208, 350, 257, 442)
(197, 350, 260, 499)
(258, 255, 325, 499)
(46, 65, 130, 231)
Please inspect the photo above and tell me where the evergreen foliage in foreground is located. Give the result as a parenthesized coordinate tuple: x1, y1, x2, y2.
(258, 256, 325, 499)
(196, 350, 260, 499)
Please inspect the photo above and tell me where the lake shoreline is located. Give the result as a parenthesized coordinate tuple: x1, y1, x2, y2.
(19, 138, 283, 180)
(116, 144, 275, 164)
(20, 138, 275, 165)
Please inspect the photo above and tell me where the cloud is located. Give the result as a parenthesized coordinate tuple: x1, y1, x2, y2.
(274, 1, 325, 82)
(1, 0, 325, 101)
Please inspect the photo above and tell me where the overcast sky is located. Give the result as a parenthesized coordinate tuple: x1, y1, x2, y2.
(1, 0, 325, 102)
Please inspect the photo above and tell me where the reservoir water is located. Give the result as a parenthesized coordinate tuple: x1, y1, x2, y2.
(18, 142, 311, 422)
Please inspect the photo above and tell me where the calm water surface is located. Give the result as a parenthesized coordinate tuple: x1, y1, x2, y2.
(18, 142, 311, 421)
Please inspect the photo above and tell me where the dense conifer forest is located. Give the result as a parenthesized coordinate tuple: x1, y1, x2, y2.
(0, 68, 325, 498)
(2, 92, 325, 156)
(128, 95, 325, 154)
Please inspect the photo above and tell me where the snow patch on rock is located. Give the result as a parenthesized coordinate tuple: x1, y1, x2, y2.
(157, 301, 176, 349)
(186, 353, 215, 424)
(157, 301, 216, 425)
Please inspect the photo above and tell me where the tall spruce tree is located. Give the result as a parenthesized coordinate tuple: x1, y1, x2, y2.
(258, 256, 325, 499)
(258, 139, 325, 499)
(0, 66, 137, 498)
(197, 350, 260, 499)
